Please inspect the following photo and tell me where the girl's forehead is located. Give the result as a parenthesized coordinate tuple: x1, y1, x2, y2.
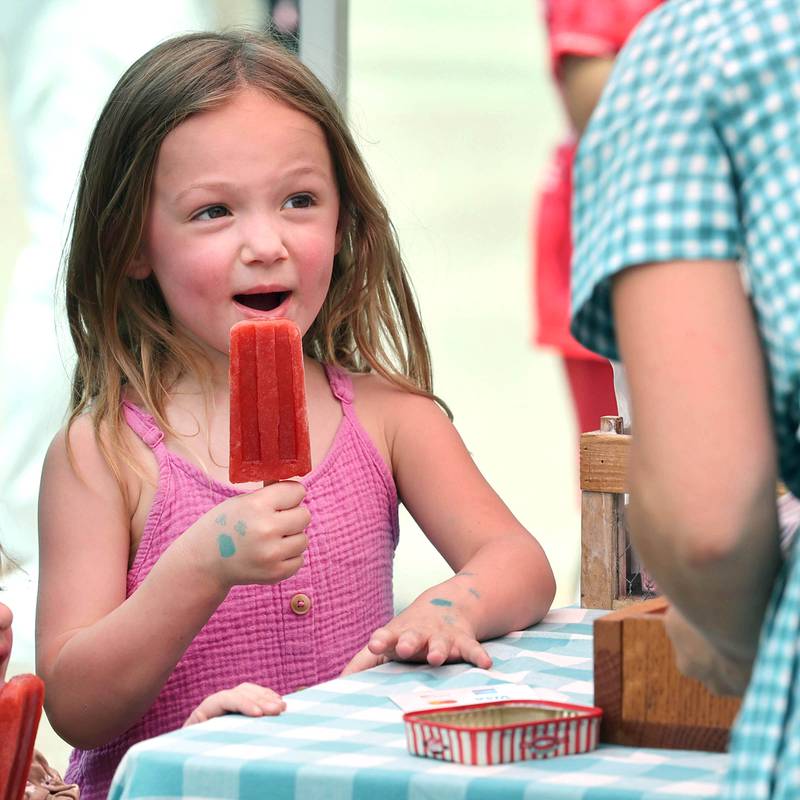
(154, 88, 334, 184)
(176, 89, 323, 141)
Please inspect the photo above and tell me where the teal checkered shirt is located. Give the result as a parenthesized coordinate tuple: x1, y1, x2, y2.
(572, 0, 800, 796)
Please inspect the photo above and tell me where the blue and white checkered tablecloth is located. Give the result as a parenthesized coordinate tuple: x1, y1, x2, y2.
(109, 608, 729, 799)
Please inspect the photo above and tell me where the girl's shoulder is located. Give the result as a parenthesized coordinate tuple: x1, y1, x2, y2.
(43, 408, 152, 517)
(44, 412, 108, 484)
(347, 370, 451, 469)
(349, 370, 444, 419)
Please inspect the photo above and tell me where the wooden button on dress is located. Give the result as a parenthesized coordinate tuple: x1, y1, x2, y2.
(290, 593, 311, 615)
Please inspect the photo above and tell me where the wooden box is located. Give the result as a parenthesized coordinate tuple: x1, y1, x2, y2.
(593, 597, 741, 752)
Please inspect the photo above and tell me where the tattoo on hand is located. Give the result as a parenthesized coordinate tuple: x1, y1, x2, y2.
(217, 534, 236, 558)
(215, 514, 227, 526)
(468, 588, 480, 600)
(444, 614, 456, 625)
(430, 598, 453, 607)
(234, 520, 247, 536)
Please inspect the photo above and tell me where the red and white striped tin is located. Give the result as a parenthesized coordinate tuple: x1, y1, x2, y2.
(403, 700, 602, 765)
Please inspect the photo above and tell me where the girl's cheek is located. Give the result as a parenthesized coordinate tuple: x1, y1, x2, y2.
(0, 609, 12, 683)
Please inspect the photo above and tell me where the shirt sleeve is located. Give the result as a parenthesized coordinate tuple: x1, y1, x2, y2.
(543, 0, 664, 75)
(570, 2, 741, 359)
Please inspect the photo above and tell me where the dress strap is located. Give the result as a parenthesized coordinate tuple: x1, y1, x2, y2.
(122, 400, 167, 451)
(323, 364, 354, 406)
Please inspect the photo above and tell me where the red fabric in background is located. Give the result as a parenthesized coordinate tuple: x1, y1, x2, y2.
(532, 0, 663, 360)
(545, 0, 663, 74)
(564, 357, 618, 433)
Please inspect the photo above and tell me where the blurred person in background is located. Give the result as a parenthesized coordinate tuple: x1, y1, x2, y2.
(0, 0, 217, 663)
(572, 1, 800, 794)
(531, 0, 663, 443)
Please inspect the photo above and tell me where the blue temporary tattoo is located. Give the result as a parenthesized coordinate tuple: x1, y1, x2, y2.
(456, 572, 476, 577)
(444, 614, 456, 625)
(235, 520, 247, 536)
(215, 514, 227, 526)
(468, 588, 480, 599)
(217, 534, 236, 558)
(430, 598, 453, 607)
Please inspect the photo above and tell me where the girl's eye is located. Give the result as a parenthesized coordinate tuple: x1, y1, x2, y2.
(194, 205, 230, 221)
(283, 194, 314, 210)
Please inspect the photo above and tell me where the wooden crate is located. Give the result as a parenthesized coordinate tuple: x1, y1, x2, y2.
(593, 597, 741, 751)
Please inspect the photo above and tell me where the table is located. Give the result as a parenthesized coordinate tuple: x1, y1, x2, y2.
(109, 608, 729, 799)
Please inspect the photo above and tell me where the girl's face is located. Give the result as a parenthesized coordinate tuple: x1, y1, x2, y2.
(0, 601, 12, 683)
(137, 88, 341, 373)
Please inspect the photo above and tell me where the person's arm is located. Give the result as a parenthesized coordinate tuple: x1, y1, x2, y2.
(612, 259, 781, 675)
(37, 416, 308, 748)
(183, 682, 285, 726)
(344, 381, 556, 672)
(560, 55, 615, 136)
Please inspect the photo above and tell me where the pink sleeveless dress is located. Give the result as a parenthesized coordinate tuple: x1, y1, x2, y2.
(64, 365, 399, 799)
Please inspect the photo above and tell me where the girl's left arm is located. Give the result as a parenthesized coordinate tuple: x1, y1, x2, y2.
(345, 385, 556, 672)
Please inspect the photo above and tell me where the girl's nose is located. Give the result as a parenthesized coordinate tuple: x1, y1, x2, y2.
(240, 217, 289, 266)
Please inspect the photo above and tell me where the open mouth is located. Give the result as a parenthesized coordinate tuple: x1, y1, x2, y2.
(233, 291, 289, 312)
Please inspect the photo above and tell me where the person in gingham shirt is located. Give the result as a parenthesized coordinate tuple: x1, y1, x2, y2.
(571, 0, 800, 797)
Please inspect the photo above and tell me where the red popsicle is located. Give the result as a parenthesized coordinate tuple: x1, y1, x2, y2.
(0, 673, 44, 800)
(229, 319, 312, 483)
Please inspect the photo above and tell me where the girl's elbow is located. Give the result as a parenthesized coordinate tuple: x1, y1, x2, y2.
(540, 562, 557, 609)
(524, 548, 556, 624)
(45, 693, 115, 750)
(45, 704, 97, 750)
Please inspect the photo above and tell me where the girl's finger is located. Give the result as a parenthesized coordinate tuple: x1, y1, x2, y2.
(273, 508, 312, 537)
(394, 629, 425, 660)
(425, 633, 453, 667)
(341, 645, 385, 675)
(277, 531, 308, 560)
(457, 636, 492, 670)
(367, 627, 398, 655)
(235, 683, 286, 714)
(184, 685, 285, 726)
(263, 480, 307, 510)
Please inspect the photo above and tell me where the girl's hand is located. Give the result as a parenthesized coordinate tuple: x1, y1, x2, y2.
(340, 598, 493, 676)
(664, 605, 752, 697)
(185, 480, 310, 591)
(183, 682, 286, 726)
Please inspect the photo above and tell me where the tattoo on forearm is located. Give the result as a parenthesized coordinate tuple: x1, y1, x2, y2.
(430, 598, 453, 607)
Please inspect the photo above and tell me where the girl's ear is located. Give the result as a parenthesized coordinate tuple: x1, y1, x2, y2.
(127, 249, 151, 280)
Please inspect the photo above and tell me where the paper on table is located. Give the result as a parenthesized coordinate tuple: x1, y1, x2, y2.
(389, 683, 545, 713)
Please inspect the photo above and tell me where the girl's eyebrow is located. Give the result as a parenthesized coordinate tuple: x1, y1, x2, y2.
(172, 165, 329, 203)
(173, 181, 233, 203)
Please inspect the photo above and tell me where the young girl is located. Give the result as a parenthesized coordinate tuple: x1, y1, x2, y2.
(36, 31, 555, 799)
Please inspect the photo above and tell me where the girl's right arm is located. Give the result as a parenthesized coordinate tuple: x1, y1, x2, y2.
(36, 416, 309, 749)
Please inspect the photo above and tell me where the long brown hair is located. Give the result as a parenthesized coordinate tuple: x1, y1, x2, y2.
(65, 31, 445, 478)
